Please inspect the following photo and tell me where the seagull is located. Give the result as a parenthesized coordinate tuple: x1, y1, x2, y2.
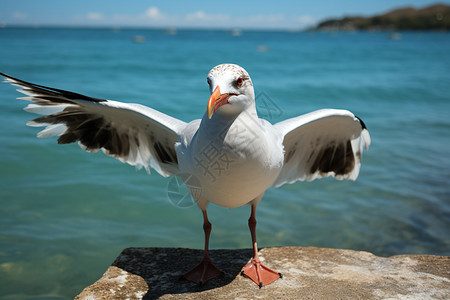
(1, 64, 370, 288)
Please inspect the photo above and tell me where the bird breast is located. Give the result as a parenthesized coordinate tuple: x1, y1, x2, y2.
(180, 114, 284, 208)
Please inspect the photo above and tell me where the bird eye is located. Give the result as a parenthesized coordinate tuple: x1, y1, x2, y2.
(207, 78, 211, 87)
(236, 77, 243, 86)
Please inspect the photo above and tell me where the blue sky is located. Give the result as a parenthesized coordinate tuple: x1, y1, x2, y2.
(1, 1, 448, 29)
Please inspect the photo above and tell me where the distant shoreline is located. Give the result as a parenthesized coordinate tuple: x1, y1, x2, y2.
(314, 3, 450, 32)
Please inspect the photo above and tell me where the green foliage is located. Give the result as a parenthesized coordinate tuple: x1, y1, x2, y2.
(316, 4, 450, 31)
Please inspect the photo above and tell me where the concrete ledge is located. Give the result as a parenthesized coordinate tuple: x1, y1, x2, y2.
(75, 247, 449, 300)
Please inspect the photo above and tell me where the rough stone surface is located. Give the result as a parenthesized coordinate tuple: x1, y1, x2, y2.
(75, 247, 450, 300)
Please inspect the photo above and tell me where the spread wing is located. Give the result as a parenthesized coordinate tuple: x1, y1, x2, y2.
(1, 73, 187, 177)
(273, 109, 370, 187)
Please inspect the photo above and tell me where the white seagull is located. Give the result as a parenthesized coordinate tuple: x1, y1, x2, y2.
(1, 64, 370, 287)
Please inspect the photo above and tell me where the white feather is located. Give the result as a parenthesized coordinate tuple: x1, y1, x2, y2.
(37, 123, 68, 138)
(24, 103, 75, 115)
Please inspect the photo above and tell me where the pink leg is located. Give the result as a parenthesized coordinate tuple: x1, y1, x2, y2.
(241, 204, 282, 288)
(184, 209, 222, 285)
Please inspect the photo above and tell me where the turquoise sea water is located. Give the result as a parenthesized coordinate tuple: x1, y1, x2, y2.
(0, 28, 449, 299)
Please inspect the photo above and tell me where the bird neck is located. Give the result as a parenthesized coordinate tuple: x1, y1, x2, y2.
(201, 103, 258, 132)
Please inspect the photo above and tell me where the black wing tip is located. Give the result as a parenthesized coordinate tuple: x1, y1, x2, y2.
(0, 71, 107, 103)
(355, 115, 368, 131)
(1, 72, 34, 85)
(1, 72, 18, 82)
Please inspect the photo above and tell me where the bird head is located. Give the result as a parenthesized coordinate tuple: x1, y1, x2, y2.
(206, 64, 255, 119)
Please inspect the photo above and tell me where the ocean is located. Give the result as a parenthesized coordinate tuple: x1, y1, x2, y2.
(0, 27, 449, 299)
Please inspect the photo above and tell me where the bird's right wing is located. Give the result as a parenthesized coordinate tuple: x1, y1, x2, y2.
(1, 72, 187, 177)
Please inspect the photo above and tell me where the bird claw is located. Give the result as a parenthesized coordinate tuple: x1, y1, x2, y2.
(241, 258, 282, 287)
(183, 257, 223, 285)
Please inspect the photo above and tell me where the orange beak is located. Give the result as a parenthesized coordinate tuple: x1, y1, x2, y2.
(207, 86, 232, 119)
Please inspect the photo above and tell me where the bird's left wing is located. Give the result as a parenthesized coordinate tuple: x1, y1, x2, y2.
(1, 73, 187, 177)
(273, 109, 370, 187)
